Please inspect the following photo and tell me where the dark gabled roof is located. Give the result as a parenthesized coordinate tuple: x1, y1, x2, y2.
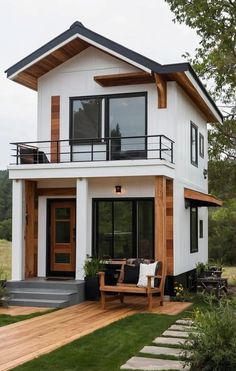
(5, 21, 223, 122)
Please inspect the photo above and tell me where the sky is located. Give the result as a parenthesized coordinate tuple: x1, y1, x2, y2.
(0, 0, 199, 169)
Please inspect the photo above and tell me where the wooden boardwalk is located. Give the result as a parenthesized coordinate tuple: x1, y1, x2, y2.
(0, 298, 191, 371)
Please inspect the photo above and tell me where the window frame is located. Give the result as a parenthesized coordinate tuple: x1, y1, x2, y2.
(190, 121, 198, 167)
(190, 206, 198, 253)
(69, 92, 147, 143)
(92, 198, 154, 259)
(199, 133, 204, 158)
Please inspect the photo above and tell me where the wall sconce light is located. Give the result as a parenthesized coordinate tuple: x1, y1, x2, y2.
(203, 169, 208, 179)
(115, 185, 122, 194)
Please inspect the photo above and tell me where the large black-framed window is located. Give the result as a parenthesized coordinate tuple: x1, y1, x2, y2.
(190, 122, 198, 166)
(93, 198, 154, 259)
(70, 92, 147, 159)
(190, 206, 198, 253)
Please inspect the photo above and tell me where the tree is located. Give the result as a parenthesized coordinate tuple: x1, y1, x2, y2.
(165, 0, 236, 160)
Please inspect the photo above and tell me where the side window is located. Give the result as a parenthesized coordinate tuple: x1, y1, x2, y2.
(199, 133, 204, 158)
(199, 220, 203, 238)
(190, 206, 198, 253)
(190, 122, 198, 166)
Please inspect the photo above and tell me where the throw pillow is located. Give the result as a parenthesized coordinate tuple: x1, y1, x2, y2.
(137, 262, 157, 288)
(123, 265, 140, 284)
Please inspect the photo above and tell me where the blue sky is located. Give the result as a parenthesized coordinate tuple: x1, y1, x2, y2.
(0, 0, 199, 169)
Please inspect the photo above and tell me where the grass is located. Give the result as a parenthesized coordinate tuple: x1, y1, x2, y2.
(14, 313, 181, 371)
(0, 239, 11, 279)
(0, 310, 53, 327)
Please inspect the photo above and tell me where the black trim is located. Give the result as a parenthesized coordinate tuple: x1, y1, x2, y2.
(199, 219, 203, 238)
(92, 198, 154, 260)
(5, 21, 223, 121)
(199, 133, 204, 158)
(190, 121, 198, 167)
(190, 206, 198, 253)
(46, 198, 76, 277)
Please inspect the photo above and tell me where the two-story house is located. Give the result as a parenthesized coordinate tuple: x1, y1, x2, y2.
(6, 22, 222, 307)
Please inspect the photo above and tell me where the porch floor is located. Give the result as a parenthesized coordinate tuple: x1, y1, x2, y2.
(0, 298, 192, 371)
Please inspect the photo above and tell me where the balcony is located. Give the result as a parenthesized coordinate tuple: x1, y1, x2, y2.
(10, 135, 174, 166)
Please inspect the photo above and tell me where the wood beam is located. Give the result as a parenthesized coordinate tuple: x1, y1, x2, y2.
(94, 71, 155, 87)
(166, 179, 173, 276)
(51, 96, 60, 163)
(37, 188, 76, 196)
(25, 181, 38, 278)
(184, 188, 223, 207)
(154, 73, 167, 109)
(155, 176, 167, 277)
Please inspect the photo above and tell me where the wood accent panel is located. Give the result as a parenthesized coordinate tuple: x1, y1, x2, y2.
(155, 176, 167, 276)
(166, 179, 173, 275)
(13, 38, 89, 91)
(154, 73, 167, 109)
(184, 188, 223, 206)
(94, 71, 155, 87)
(168, 72, 217, 122)
(25, 181, 38, 278)
(51, 96, 60, 163)
(0, 299, 192, 370)
(37, 188, 76, 196)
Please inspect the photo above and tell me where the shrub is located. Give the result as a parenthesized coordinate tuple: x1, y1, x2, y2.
(185, 301, 236, 370)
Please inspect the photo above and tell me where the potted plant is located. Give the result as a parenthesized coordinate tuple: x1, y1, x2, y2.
(84, 257, 105, 301)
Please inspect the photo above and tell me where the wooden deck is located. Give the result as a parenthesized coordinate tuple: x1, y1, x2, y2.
(0, 298, 192, 371)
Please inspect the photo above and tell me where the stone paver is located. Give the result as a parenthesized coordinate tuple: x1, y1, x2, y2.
(176, 319, 194, 326)
(162, 330, 190, 338)
(140, 345, 188, 358)
(169, 324, 195, 332)
(120, 356, 189, 370)
(153, 336, 190, 346)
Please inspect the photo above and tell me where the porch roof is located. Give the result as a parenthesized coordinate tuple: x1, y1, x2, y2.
(184, 188, 223, 207)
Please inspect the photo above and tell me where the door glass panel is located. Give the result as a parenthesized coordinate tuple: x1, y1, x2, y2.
(56, 221, 70, 243)
(113, 201, 133, 258)
(97, 202, 112, 258)
(137, 200, 154, 259)
(72, 98, 102, 140)
(109, 96, 146, 160)
(55, 253, 70, 264)
(56, 207, 70, 220)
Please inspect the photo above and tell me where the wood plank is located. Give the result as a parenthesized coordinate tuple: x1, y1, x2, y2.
(154, 73, 167, 109)
(155, 176, 167, 267)
(37, 188, 76, 196)
(0, 299, 191, 371)
(51, 96, 60, 163)
(94, 71, 155, 87)
(166, 179, 173, 275)
(184, 187, 222, 206)
(25, 181, 37, 278)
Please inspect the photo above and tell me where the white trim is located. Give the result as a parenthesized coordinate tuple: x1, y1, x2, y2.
(8, 33, 151, 81)
(185, 71, 222, 123)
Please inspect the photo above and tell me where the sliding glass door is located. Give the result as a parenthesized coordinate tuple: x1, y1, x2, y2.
(93, 199, 154, 259)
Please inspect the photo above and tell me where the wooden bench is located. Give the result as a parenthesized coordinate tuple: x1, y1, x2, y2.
(98, 261, 165, 312)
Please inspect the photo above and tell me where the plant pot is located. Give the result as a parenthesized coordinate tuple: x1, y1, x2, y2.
(85, 276, 100, 301)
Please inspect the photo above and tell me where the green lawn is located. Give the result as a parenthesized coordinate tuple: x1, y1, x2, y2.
(0, 310, 53, 328)
(0, 239, 11, 279)
(14, 313, 182, 371)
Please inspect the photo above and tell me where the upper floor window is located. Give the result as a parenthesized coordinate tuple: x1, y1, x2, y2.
(199, 133, 204, 158)
(190, 206, 198, 253)
(190, 122, 198, 166)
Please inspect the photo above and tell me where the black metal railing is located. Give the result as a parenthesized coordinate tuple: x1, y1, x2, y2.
(10, 135, 174, 165)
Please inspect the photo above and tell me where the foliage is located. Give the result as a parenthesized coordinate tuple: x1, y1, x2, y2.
(0, 239, 11, 279)
(13, 313, 179, 371)
(185, 301, 236, 370)
(0, 310, 54, 328)
(195, 262, 207, 277)
(83, 257, 105, 277)
(0, 171, 12, 241)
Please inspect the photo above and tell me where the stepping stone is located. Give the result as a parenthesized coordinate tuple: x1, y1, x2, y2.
(169, 324, 195, 332)
(140, 345, 189, 358)
(176, 319, 194, 326)
(153, 337, 190, 346)
(162, 330, 189, 338)
(120, 356, 189, 370)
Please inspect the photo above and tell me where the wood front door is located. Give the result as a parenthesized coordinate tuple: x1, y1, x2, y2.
(49, 200, 76, 276)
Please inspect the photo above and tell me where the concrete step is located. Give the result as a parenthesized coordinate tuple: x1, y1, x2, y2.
(120, 356, 189, 370)
(162, 330, 190, 338)
(8, 298, 70, 308)
(153, 337, 190, 346)
(9, 289, 78, 301)
(140, 346, 188, 358)
(6, 279, 84, 291)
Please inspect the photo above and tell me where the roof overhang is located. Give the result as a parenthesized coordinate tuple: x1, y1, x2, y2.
(5, 21, 223, 123)
(184, 188, 223, 208)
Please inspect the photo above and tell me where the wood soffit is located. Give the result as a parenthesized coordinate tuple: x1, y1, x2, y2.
(184, 188, 223, 207)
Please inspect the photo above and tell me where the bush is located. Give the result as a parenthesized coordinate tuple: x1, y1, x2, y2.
(185, 301, 236, 370)
(0, 219, 12, 241)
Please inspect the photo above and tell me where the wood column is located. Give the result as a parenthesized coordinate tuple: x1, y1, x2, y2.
(154, 73, 167, 108)
(155, 176, 167, 284)
(166, 179, 173, 275)
(25, 181, 38, 278)
(51, 96, 60, 163)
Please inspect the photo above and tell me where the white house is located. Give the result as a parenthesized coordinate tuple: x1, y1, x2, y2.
(6, 21, 222, 306)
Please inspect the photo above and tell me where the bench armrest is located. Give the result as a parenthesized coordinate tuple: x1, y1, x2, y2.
(146, 275, 162, 279)
(98, 271, 105, 288)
